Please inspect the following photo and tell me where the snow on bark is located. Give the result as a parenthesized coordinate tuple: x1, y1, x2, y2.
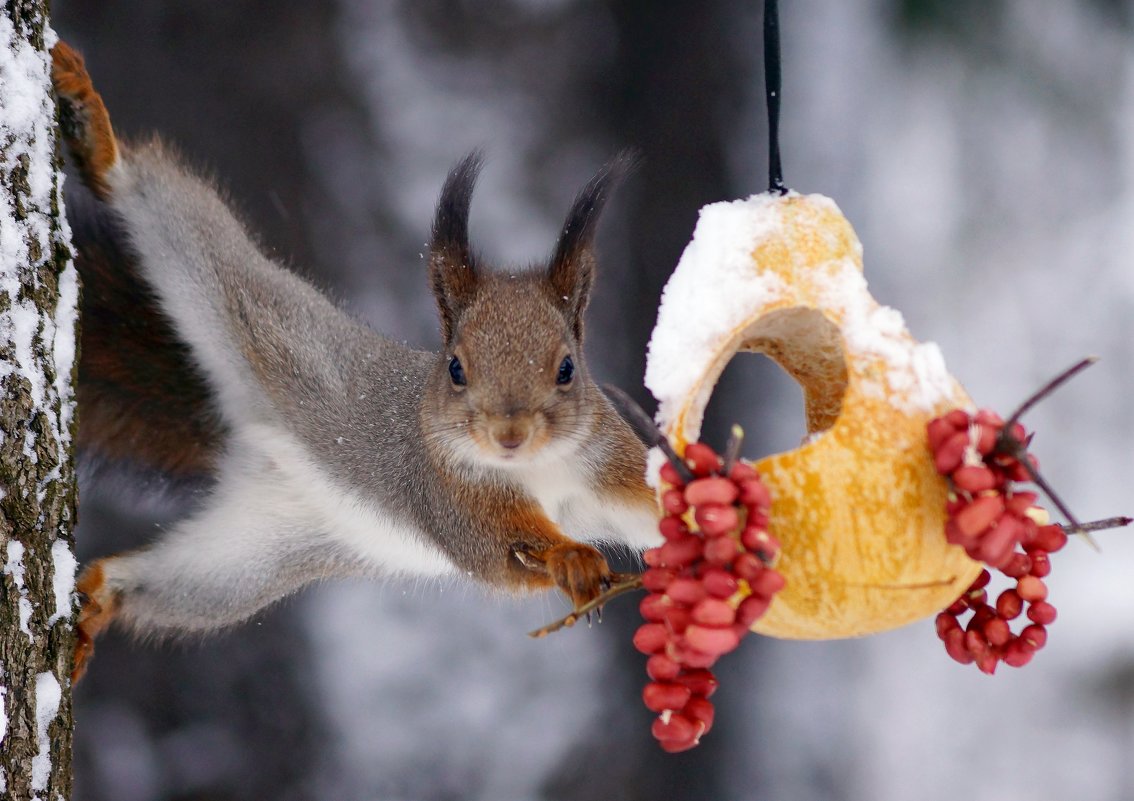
(0, 4, 78, 800)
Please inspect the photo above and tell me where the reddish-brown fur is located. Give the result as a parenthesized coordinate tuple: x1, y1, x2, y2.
(51, 43, 118, 199)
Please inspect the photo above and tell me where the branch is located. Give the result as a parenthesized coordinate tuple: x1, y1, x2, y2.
(528, 573, 644, 638)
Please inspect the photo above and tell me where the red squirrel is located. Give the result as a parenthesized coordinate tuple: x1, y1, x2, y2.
(51, 43, 660, 681)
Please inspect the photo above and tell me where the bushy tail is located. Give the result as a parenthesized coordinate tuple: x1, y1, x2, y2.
(53, 42, 224, 476)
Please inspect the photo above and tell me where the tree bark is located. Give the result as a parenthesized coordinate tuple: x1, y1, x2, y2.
(0, 4, 79, 800)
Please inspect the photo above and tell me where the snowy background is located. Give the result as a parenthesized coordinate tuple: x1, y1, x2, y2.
(53, 1, 1134, 800)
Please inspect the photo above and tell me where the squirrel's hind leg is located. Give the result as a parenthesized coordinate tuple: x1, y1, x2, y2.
(50, 41, 120, 200)
(70, 458, 347, 682)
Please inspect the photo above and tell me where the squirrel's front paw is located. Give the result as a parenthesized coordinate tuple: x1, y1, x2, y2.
(537, 542, 612, 610)
(72, 560, 120, 683)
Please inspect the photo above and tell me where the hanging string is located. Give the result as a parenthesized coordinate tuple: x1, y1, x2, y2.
(765, 0, 788, 194)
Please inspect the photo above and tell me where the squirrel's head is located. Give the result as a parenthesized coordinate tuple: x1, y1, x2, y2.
(423, 153, 629, 467)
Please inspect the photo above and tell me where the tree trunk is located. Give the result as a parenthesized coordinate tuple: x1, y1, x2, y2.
(0, 3, 79, 800)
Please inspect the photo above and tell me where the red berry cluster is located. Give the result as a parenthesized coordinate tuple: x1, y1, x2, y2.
(634, 442, 785, 752)
(928, 408, 1068, 673)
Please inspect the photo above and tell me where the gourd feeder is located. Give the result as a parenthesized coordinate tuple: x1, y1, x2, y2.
(643, 0, 984, 640)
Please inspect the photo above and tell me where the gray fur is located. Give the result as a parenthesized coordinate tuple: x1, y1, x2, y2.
(96, 142, 656, 635)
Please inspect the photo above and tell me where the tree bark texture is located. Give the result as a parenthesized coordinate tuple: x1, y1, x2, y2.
(0, 3, 79, 800)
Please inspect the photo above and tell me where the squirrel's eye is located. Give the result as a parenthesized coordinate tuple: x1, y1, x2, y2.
(449, 356, 467, 387)
(556, 355, 575, 386)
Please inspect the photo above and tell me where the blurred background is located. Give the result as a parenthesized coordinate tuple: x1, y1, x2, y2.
(53, 1, 1134, 799)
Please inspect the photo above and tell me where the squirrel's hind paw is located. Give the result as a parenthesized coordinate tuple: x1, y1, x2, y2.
(71, 560, 120, 684)
(50, 41, 119, 200)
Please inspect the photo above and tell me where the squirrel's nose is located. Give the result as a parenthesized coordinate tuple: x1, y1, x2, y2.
(493, 419, 530, 451)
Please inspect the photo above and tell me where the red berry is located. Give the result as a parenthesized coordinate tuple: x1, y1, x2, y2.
(732, 552, 763, 582)
(1016, 575, 1048, 603)
(646, 654, 681, 681)
(729, 462, 759, 482)
(748, 568, 786, 599)
(633, 623, 668, 654)
(927, 416, 960, 451)
(658, 537, 704, 568)
(684, 624, 741, 656)
(659, 461, 687, 487)
(976, 651, 1000, 675)
(736, 594, 771, 627)
(943, 628, 974, 665)
(983, 617, 1011, 647)
(1027, 601, 1057, 625)
(972, 570, 993, 592)
(934, 430, 970, 474)
(639, 593, 670, 622)
(642, 567, 678, 592)
(662, 489, 689, 515)
(658, 516, 689, 541)
(995, 589, 1023, 620)
(661, 607, 692, 635)
(683, 443, 721, 476)
(675, 669, 720, 698)
(948, 408, 975, 429)
(738, 478, 772, 510)
(1001, 552, 1032, 579)
(1028, 550, 1052, 578)
(700, 568, 739, 599)
(1005, 491, 1039, 517)
(665, 577, 706, 606)
(659, 738, 700, 754)
(691, 598, 736, 627)
(1032, 525, 1068, 553)
(1021, 623, 1047, 650)
(651, 711, 699, 745)
(965, 629, 989, 657)
(683, 696, 715, 735)
(740, 525, 773, 555)
(685, 477, 739, 507)
(935, 612, 960, 639)
(953, 465, 999, 493)
(643, 682, 693, 713)
(695, 504, 740, 537)
(669, 643, 718, 669)
(1002, 639, 1034, 668)
(946, 598, 968, 616)
(978, 515, 1024, 568)
(955, 496, 1006, 539)
(643, 547, 663, 567)
(702, 536, 738, 565)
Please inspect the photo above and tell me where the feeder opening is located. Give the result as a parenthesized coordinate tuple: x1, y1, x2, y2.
(695, 306, 848, 460)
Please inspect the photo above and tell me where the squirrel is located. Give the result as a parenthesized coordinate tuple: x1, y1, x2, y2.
(50, 42, 660, 682)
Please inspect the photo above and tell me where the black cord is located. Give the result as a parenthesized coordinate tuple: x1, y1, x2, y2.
(765, 0, 788, 194)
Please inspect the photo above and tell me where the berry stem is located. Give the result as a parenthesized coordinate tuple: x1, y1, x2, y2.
(721, 424, 745, 476)
(528, 573, 644, 638)
(1059, 516, 1132, 534)
(1003, 356, 1097, 432)
(603, 384, 695, 483)
(997, 357, 1100, 548)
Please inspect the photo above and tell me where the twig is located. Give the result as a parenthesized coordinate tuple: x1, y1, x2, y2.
(995, 357, 1100, 548)
(603, 384, 694, 483)
(721, 424, 745, 477)
(1003, 356, 1097, 432)
(1058, 516, 1132, 535)
(528, 573, 644, 638)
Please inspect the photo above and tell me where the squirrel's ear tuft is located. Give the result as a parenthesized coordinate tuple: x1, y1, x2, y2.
(430, 152, 484, 343)
(548, 151, 636, 341)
